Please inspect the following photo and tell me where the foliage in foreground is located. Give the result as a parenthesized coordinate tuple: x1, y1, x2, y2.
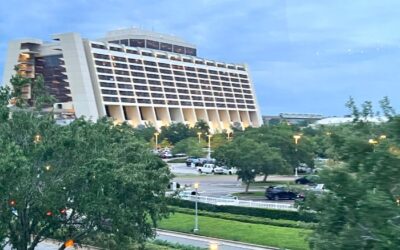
(0, 110, 171, 250)
(300, 101, 400, 249)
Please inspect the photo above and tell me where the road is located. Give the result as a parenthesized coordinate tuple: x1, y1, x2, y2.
(156, 230, 277, 250)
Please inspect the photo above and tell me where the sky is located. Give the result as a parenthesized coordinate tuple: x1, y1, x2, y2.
(0, 0, 399, 116)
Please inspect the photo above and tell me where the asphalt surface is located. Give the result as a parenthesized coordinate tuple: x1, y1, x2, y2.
(170, 162, 296, 204)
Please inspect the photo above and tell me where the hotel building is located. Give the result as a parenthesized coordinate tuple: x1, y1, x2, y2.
(2, 28, 262, 131)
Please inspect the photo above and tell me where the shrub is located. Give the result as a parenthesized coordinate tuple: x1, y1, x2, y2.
(167, 198, 317, 222)
(169, 206, 316, 229)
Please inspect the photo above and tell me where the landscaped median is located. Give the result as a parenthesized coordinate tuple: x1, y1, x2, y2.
(157, 212, 311, 250)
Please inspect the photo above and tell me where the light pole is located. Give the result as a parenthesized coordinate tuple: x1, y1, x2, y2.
(207, 134, 212, 159)
(197, 132, 202, 143)
(369, 138, 378, 152)
(193, 182, 199, 233)
(154, 132, 159, 150)
(227, 130, 233, 141)
(293, 134, 302, 177)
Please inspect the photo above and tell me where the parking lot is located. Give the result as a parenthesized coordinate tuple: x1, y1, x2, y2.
(169, 162, 296, 204)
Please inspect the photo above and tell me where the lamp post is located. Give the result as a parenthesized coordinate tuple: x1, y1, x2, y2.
(197, 132, 202, 143)
(293, 134, 302, 177)
(154, 132, 159, 150)
(207, 134, 212, 159)
(369, 138, 378, 152)
(193, 182, 199, 233)
(227, 130, 233, 141)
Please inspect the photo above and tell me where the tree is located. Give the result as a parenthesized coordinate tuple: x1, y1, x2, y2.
(172, 138, 204, 158)
(133, 122, 157, 142)
(213, 138, 288, 193)
(0, 111, 172, 250)
(159, 122, 196, 144)
(193, 120, 210, 136)
(301, 103, 400, 249)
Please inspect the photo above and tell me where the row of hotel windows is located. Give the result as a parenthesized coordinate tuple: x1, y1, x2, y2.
(96, 71, 250, 88)
(99, 81, 253, 94)
(100, 88, 254, 103)
(95, 65, 249, 83)
(102, 96, 256, 109)
(98, 80, 252, 100)
(99, 81, 253, 99)
(91, 48, 246, 71)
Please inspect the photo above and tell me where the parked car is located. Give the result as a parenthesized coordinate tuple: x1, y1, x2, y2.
(265, 186, 303, 200)
(161, 151, 173, 158)
(295, 175, 319, 185)
(174, 153, 186, 157)
(186, 157, 201, 166)
(197, 164, 224, 174)
(222, 167, 237, 175)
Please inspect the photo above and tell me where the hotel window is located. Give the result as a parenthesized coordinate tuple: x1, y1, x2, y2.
(177, 89, 189, 94)
(227, 104, 236, 108)
(216, 103, 226, 108)
(132, 78, 146, 84)
(185, 66, 195, 71)
(160, 42, 173, 52)
(119, 91, 134, 96)
(195, 60, 205, 65)
(138, 99, 151, 104)
(91, 43, 107, 50)
(179, 95, 190, 100)
(100, 82, 116, 88)
(103, 96, 119, 102)
(120, 39, 129, 46)
(99, 75, 114, 81)
(112, 56, 126, 62)
(246, 100, 254, 104)
(198, 74, 208, 79)
(223, 87, 232, 92)
(146, 40, 160, 50)
(238, 104, 246, 109)
(134, 85, 148, 90)
(215, 97, 224, 102)
(168, 100, 179, 105)
(203, 91, 212, 96)
(153, 99, 165, 104)
(94, 53, 110, 60)
(150, 86, 162, 92)
(227, 65, 235, 69)
(210, 75, 219, 80)
(239, 74, 248, 78)
(115, 70, 129, 76)
(231, 78, 239, 82)
(158, 62, 170, 68)
(173, 70, 185, 76)
(225, 93, 233, 98)
(164, 88, 176, 93)
(151, 93, 164, 98)
(130, 65, 143, 71)
(130, 39, 145, 48)
(118, 84, 133, 89)
(241, 79, 249, 84)
(163, 81, 174, 87)
(148, 80, 161, 85)
(128, 58, 142, 64)
(185, 47, 197, 56)
(217, 64, 226, 68)
(144, 61, 156, 66)
(243, 89, 251, 94)
(160, 69, 172, 74)
(245, 94, 253, 99)
(175, 77, 186, 82)
(205, 103, 215, 107)
(95, 60, 111, 67)
(147, 73, 160, 79)
(183, 58, 192, 63)
(136, 92, 150, 97)
(114, 63, 128, 69)
(247, 105, 256, 109)
(206, 62, 216, 66)
(121, 98, 135, 103)
(172, 65, 184, 70)
(132, 72, 145, 77)
(97, 68, 113, 74)
(180, 101, 192, 106)
(102, 89, 117, 95)
(209, 70, 218, 74)
(176, 83, 188, 88)
(110, 47, 123, 52)
(142, 51, 153, 57)
(237, 67, 245, 71)
(161, 75, 173, 80)
(192, 96, 202, 101)
(236, 99, 244, 103)
(156, 54, 167, 59)
(197, 68, 207, 73)
(191, 90, 201, 95)
(189, 84, 199, 89)
(193, 102, 203, 107)
(145, 67, 158, 73)
(116, 77, 131, 82)
(166, 94, 177, 99)
(126, 49, 138, 54)
(242, 84, 251, 89)
(173, 45, 185, 54)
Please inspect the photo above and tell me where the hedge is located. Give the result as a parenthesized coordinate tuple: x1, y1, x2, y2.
(167, 198, 317, 223)
(169, 206, 316, 229)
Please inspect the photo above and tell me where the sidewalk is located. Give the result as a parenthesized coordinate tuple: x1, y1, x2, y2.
(156, 229, 278, 250)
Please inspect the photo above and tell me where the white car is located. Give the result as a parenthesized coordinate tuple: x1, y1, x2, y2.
(197, 164, 224, 174)
(222, 167, 237, 175)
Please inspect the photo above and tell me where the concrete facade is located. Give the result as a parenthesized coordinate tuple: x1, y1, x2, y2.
(2, 28, 262, 131)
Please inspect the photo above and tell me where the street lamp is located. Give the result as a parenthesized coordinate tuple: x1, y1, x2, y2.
(293, 134, 302, 177)
(379, 134, 387, 140)
(193, 182, 199, 233)
(209, 242, 219, 250)
(197, 132, 202, 143)
(154, 132, 159, 150)
(368, 139, 378, 145)
(227, 130, 233, 141)
(207, 134, 212, 159)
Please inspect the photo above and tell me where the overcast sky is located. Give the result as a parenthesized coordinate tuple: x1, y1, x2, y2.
(1, 0, 399, 116)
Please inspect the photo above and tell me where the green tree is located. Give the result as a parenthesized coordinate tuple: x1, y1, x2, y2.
(301, 102, 400, 250)
(0, 111, 171, 250)
(213, 138, 287, 193)
(133, 122, 157, 142)
(193, 120, 210, 136)
(159, 123, 196, 144)
(172, 138, 204, 158)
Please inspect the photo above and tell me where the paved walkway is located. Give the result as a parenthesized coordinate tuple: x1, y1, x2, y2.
(156, 229, 277, 250)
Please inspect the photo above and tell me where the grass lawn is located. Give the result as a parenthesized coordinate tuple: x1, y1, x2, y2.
(158, 212, 311, 250)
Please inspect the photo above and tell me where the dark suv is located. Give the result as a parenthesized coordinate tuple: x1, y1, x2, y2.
(265, 186, 301, 200)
